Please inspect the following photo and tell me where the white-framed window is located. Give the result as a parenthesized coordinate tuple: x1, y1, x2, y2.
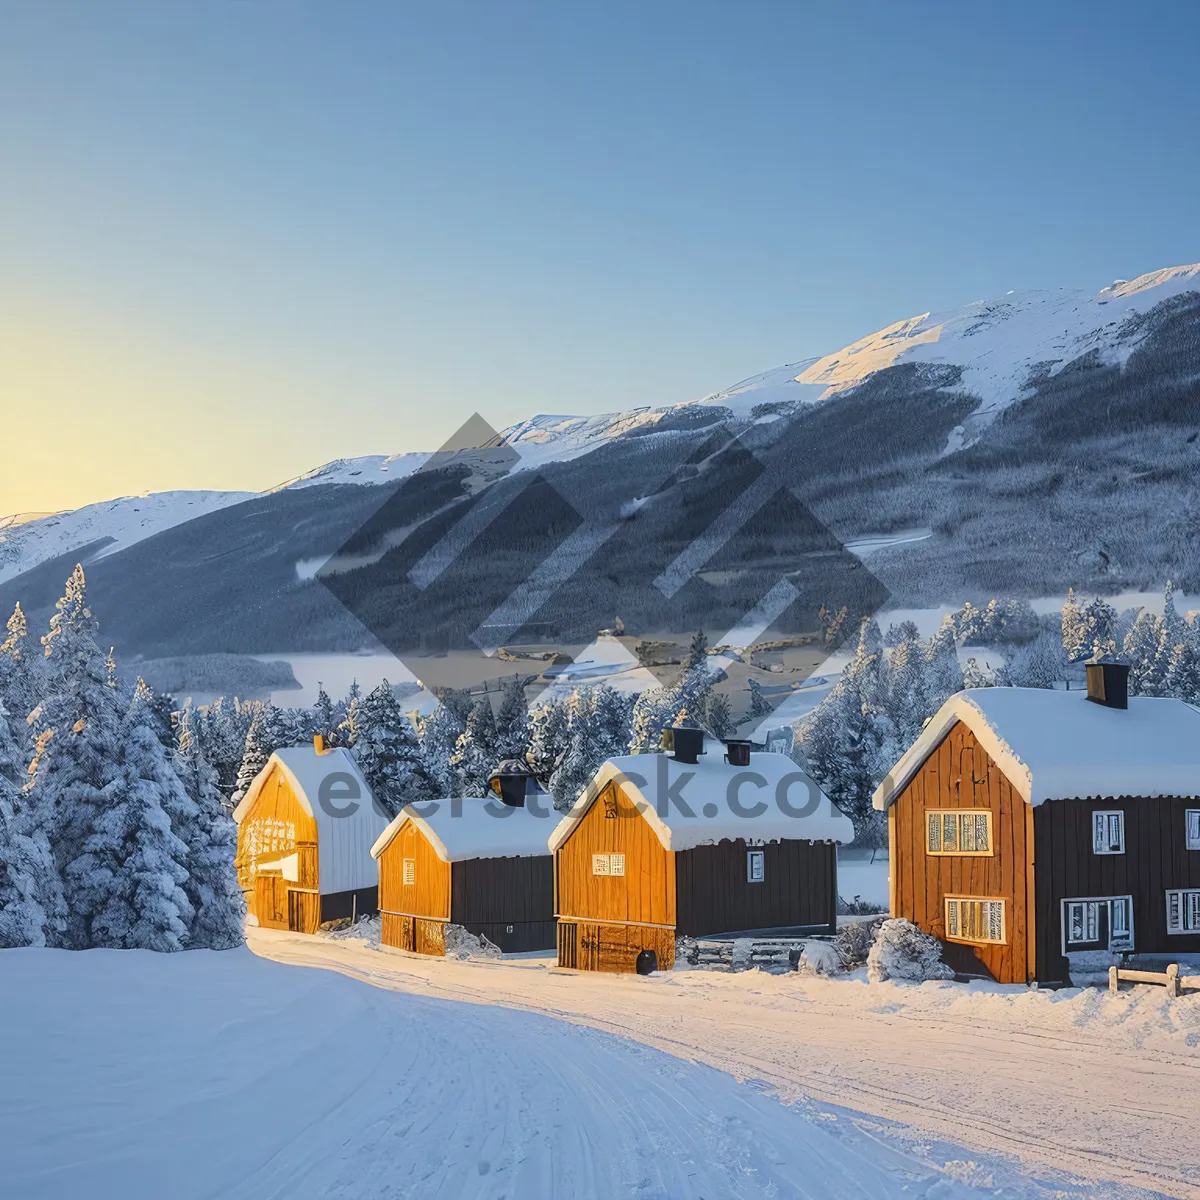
(591, 853, 626, 877)
(926, 810, 993, 856)
(1061, 896, 1134, 952)
(945, 897, 1006, 945)
(1185, 810, 1200, 851)
(402, 858, 415, 886)
(747, 850, 765, 883)
(1166, 889, 1200, 934)
(1092, 810, 1125, 855)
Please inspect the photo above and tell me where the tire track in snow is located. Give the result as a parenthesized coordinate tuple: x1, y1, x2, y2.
(250, 929, 1197, 1198)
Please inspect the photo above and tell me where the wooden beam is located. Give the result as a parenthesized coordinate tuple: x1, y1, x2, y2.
(1025, 801, 1037, 984)
(888, 803, 897, 917)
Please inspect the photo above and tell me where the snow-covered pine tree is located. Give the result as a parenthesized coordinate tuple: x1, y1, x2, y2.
(1006, 628, 1070, 689)
(450, 699, 499, 797)
(350, 681, 429, 816)
(1123, 609, 1164, 696)
(1082, 596, 1118, 661)
(746, 678, 773, 720)
(526, 697, 570, 789)
(921, 615, 964, 707)
(0, 707, 65, 947)
(882, 622, 927, 749)
(0, 602, 39, 736)
(546, 685, 634, 810)
(792, 618, 893, 843)
(1166, 635, 1200, 703)
(311, 684, 337, 743)
(176, 706, 245, 947)
(67, 682, 194, 951)
(231, 702, 270, 806)
(30, 565, 130, 947)
(418, 690, 470, 796)
(627, 647, 717, 755)
(702, 691, 735, 740)
(494, 675, 531, 760)
(1061, 587, 1088, 663)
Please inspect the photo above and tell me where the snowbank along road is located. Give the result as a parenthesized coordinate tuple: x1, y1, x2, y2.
(250, 927, 1200, 1199)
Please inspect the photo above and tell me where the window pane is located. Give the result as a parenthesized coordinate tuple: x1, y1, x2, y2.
(943, 813, 958, 852)
(1068, 903, 1084, 942)
(947, 900, 958, 937)
(1188, 812, 1200, 848)
(1111, 899, 1129, 936)
(1108, 814, 1123, 851)
(987, 902, 1003, 942)
(1188, 893, 1200, 932)
(1093, 814, 1104, 853)
(960, 813, 975, 852)
(976, 813, 990, 852)
(928, 813, 940, 853)
(1168, 891, 1181, 932)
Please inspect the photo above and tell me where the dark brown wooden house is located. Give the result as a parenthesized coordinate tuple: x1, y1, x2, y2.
(549, 746, 854, 972)
(873, 667, 1200, 985)
(234, 741, 388, 934)
(371, 792, 556, 955)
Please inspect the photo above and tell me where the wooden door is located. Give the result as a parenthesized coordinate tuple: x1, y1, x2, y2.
(255, 876, 287, 927)
(287, 890, 320, 934)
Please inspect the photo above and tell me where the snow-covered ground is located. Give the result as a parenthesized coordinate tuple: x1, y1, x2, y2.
(247, 927, 1200, 1198)
(0, 945, 1072, 1200)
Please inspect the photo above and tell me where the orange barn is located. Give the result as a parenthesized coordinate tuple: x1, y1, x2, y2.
(371, 795, 556, 955)
(234, 740, 388, 934)
(549, 748, 854, 972)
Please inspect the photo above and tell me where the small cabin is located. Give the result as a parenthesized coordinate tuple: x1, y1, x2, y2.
(233, 740, 388, 934)
(873, 668, 1200, 985)
(548, 741, 854, 972)
(371, 777, 556, 956)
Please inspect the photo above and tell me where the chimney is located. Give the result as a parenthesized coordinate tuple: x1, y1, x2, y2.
(488, 759, 531, 807)
(313, 733, 326, 754)
(669, 720, 705, 765)
(1086, 662, 1129, 710)
(723, 739, 752, 767)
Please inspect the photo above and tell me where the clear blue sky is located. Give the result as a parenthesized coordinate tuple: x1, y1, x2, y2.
(2, 1, 1197, 513)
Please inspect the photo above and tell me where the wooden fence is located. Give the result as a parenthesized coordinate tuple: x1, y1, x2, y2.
(1108, 963, 1200, 996)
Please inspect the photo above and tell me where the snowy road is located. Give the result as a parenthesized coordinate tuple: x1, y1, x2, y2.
(2, 946, 1041, 1200)
(250, 928, 1200, 1199)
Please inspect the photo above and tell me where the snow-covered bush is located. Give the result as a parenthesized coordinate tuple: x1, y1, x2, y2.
(834, 916, 884, 969)
(444, 925, 502, 960)
(798, 940, 842, 976)
(866, 918, 954, 984)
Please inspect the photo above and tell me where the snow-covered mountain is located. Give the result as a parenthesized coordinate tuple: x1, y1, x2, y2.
(2, 262, 1197, 659)
(0, 490, 256, 586)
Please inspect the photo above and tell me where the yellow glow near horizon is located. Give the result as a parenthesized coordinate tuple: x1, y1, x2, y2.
(0, 297, 418, 517)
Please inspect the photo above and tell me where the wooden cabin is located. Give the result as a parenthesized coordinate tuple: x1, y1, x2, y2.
(548, 744, 854, 972)
(233, 740, 389, 934)
(873, 666, 1200, 985)
(371, 789, 556, 955)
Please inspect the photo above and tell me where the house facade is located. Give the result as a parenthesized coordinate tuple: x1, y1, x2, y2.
(233, 740, 388, 934)
(873, 673, 1200, 984)
(549, 747, 854, 972)
(371, 793, 557, 955)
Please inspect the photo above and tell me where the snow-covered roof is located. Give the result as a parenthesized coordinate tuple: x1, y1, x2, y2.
(233, 746, 389, 893)
(372, 797, 556, 863)
(873, 688, 1200, 811)
(547, 753, 854, 854)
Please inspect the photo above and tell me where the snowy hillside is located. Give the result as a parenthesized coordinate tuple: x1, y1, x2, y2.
(0, 489, 255, 586)
(788, 263, 1200, 439)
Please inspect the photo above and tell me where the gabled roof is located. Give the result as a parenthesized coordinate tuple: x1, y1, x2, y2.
(873, 688, 1200, 811)
(233, 745, 389, 893)
(547, 752, 854, 853)
(372, 797, 556, 864)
